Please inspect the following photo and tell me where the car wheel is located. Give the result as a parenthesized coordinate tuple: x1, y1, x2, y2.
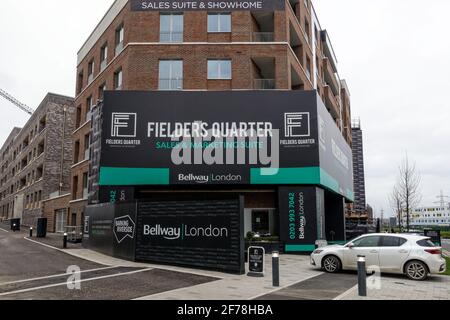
(405, 261, 428, 281)
(323, 255, 341, 273)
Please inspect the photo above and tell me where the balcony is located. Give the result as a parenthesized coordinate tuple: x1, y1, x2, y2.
(159, 79, 183, 91)
(324, 85, 340, 120)
(160, 32, 183, 43)
(323, 57, 339, 96)
(252, 32, 274, 42)
(254, 79, 275, 90)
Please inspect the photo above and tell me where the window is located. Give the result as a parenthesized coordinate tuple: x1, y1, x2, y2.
(99, 83, 107, 100)
(160, 14, 183, 43)
(380, 236, 407, 247)
(77, 72, 84, 94)
(208, 13, 231, 33)
(159, 60, 183, 90)
(100, 43, 108, 70)
(82, 172, 88, 199)
(416, 239, 437, 247)
(88, 60, 95, 83)
(114, 68, 123, 90)
(208, 60, 232, 79)
(84, 134, 90, 160)
(352, 236, 380, 247)
(115, 24, 124, 55)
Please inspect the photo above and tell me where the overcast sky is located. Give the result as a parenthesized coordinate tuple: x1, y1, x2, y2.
(1, 0, 449, 218)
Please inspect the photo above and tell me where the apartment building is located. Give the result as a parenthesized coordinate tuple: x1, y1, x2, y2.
(0, 93, 75, 226)
(351, 119, 366, 216)
(55, 0, 353, 235)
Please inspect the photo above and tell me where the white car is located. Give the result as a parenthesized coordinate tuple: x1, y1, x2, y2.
(310, 233, 446, 281)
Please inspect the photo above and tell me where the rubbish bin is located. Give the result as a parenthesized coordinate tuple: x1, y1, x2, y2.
(10, 218, 20, 231)
(36, 218, 47, 238)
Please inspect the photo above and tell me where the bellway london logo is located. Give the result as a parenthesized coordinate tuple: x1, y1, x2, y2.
(111, 113, 137, 138)
(113, 215, 136, 244)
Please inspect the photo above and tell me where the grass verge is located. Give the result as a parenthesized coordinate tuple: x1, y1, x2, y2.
(443, 257, 450, 276)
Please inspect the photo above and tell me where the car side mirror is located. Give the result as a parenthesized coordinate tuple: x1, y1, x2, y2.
(347, 243, 355, 249)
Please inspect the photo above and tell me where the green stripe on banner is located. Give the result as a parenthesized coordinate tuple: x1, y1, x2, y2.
(250, 167, 321, 184)
(99, 167, 170, 186)
(285, 244, 316, 252)
(319, 169, 340, 194)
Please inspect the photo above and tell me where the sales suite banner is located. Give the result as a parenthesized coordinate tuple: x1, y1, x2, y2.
(131, 0, 285, 11)
(99, 91, 353, 200)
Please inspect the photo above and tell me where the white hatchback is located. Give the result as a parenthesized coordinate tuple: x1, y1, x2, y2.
(310, 233, 446, 280)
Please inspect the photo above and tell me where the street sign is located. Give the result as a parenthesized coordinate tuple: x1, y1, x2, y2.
(424, 229, 442, 246)
(248, 246, 265, 277)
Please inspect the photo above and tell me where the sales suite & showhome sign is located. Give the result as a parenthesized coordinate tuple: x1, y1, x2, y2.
(131, 0, 285, 11)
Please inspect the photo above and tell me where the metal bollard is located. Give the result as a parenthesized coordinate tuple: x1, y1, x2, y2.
(357, 255, 367, 297)
(63, 233, 68, 249)
(12, 224, 16, 232)
(29, 227, 33, 238)
(272, 251, 280, 287)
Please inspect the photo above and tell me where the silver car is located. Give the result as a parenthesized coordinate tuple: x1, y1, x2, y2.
(310, 233, 446, 280)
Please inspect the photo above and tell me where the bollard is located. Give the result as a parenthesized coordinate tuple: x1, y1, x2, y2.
(29, 227, 33, 238)
(12, 224, 16, 232)
(63, 233, 68, 249)
(272, 251, 280, 287)
(357, 255, 367, 297)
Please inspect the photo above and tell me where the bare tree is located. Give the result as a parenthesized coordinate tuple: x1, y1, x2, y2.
(397, 155, 422, 232)
(389, 185, 404, 231)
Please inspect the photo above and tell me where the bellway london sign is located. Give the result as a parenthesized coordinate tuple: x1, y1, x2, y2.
(131, 0, 285, 11)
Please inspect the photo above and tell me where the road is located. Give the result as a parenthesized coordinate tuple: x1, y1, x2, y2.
(0, 226, 217, 300)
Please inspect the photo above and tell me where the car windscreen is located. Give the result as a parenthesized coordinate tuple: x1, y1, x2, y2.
(416, 239, 437, 247)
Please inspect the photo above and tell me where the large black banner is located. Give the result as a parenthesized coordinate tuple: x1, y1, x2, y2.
(131, 0, 285, 11)
(99, 91, 353, 201)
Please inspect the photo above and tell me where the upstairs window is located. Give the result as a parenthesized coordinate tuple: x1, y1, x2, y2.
(208, 60, 232, 79)
(100, 43, 108, 71)
(208, 13, 231, 33)
(160, 14, 183, 43)
(114, 68, 123, 90)
(115, 24, 124, 55)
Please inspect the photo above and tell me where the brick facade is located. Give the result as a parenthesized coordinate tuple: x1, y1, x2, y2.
(67, 0, 352, 228)
(0, 94, 75, 226)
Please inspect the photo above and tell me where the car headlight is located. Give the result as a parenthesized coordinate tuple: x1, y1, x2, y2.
(313, 249, 324, 254)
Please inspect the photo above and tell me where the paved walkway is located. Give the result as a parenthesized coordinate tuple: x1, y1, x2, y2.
(55, 247, 323, 300)
(337, 274, 450, 300)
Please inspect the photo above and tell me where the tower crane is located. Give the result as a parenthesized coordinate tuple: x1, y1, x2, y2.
(0, 88, 34, 115)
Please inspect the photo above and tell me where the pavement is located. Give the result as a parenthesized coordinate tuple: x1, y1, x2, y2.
(337, 273, 450, 300)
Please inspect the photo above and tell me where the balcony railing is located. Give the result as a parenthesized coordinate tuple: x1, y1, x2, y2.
(252, 32, 274, 42)
(159, 78, 183, 91)
(115, 42, 124, 56)
(84, 148, 90, 161)
(254, 79, 275, 90)
(100, 60, 107, 72)
(160, 32, 183, 43)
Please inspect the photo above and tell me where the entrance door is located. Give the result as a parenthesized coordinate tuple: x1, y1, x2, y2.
(55, 209, 68, 233)
(252, 210, 270, 235)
